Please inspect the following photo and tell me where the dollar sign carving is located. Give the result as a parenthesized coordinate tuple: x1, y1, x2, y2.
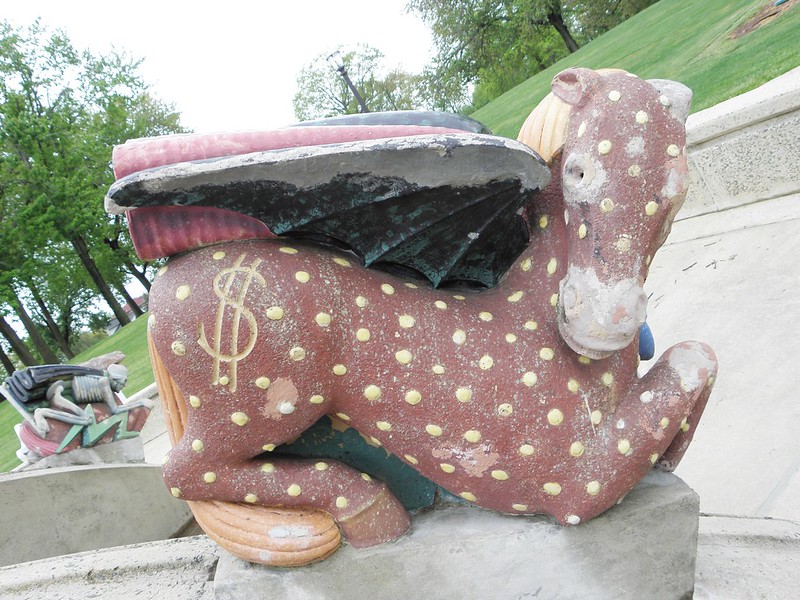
(198, 254, 266, 392)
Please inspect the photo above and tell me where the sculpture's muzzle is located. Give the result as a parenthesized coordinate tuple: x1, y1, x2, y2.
(557, 266, 647, 359)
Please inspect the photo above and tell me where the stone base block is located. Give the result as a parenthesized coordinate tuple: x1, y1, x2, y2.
(0, 463, 192, 567)
(0, 536, 219, 600)
(214, 471, 699, 600)
(15, 437, 145, 471)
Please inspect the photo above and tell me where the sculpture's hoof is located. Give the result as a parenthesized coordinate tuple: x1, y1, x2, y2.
(338, 485, 411, 548)
(190, 500, 341, 567)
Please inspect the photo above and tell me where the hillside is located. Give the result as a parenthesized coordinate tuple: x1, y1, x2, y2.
(472, 0, 800, 138)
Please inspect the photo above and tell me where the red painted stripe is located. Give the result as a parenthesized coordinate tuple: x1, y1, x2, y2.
(113, 125, 461, 178)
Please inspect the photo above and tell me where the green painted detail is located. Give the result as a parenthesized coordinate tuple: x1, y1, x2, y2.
(275, 416, 441, 511)
(56, 405, 94, 454)
(55, 404, 139, 454)
(84, 410, 137, 446)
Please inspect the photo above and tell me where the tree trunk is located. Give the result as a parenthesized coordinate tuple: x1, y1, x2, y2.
(125, 259, 152, 292)
(116, 283, 144, 319)
(548, 10, 580, 53)
(0, 343, 16, 376)
(25, 279, 75, 359)
(70, 235, 131, 327)
(0, 315, 38, 366)
(10, 294, 60, 363)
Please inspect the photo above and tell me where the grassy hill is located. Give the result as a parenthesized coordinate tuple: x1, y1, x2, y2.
(473, 0, 800, 138)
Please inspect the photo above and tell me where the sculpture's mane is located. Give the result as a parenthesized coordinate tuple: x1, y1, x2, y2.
(517, 68, 628, 164)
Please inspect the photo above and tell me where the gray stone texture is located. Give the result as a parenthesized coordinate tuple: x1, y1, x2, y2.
(0, 535, 219, 600)
(214, 471, 699, 600)
(646, 198, 800, 521)
(0, 463, 192, 566)
(681, 66, 800, 218)
(15, 436, 145, 471)
(2, 512, 793, 600)
(694, 516, 800, 600)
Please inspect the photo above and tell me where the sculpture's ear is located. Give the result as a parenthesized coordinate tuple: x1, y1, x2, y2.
(646, 79, 693, 123)
(551, 68, 600, 106)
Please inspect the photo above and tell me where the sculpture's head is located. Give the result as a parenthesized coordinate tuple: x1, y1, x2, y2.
(544, 68, 692, 358)
(107, 363, 129, 392)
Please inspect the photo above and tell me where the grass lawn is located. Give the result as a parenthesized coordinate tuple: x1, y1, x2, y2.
(0, 401, 23, 472)
(473, 0, 800, 138)
(0, 314, 153, 472)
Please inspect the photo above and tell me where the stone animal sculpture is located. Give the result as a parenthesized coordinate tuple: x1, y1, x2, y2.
(106, 68, 717, 566)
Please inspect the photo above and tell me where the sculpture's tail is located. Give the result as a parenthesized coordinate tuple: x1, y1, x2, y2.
(148, 330, 341, 566)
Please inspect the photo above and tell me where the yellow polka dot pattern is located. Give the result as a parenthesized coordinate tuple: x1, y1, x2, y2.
(266, 306, 284, 320)
(364, 385, 381, 401)
(395, 350, 413, 365)
(519, 444, 535, 456)
(405, 390, 422, 405)
(547, 409, 564, 426)
(464, 430, 481, 443)
(230, 412, 250, 426)
(425, 424, 443, 437)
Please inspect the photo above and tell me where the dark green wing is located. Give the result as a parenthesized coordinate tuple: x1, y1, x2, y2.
(106, 133, 550, 288)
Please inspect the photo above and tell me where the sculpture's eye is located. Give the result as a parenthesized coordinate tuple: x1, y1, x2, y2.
(562, 153, 598, 200)
(563, 154, 586, 188)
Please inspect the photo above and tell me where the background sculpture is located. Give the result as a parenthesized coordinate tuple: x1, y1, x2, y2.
(106, 67, 717, 566)
(1, 363, 151, 463)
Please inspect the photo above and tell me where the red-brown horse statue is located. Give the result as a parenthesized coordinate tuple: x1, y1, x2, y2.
(108, 68, 717, 566)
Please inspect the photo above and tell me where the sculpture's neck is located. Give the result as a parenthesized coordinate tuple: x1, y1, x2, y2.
(501, 153, 568, 294)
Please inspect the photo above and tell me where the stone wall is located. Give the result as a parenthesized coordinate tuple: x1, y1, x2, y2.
(682, 66, 800, 218)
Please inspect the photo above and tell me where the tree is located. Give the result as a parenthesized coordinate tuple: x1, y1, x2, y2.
(406, 0, 657, 110)
(0, 341, 15, 375)
(0, 20, 186, 354)
(406, 1, 581, 111)
(568, 0, 660, 40)
(293, 45, 425, 121)
(0, 314, 37, 367)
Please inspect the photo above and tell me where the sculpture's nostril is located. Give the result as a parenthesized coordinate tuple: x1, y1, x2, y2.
(563, 285, 576, 309)
(560, 281, 580, 318)
(613, 289, 648, 328)
(635, 290, 648, 324)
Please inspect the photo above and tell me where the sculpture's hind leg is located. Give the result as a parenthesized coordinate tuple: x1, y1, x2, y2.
(157, 343, 409, 547)
(163, 446, 410, 547)
(150, 332, 407, 564)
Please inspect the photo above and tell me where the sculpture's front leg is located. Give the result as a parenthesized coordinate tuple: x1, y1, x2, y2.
(620, 341, 717, 471)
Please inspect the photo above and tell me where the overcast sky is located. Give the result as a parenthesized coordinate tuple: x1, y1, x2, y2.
(4, 0, 434, 133)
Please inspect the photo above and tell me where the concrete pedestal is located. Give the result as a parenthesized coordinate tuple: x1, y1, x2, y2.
(0, 463, 192, 567)
(15, 436, 145, 471)
(215, 470, 699, 600)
